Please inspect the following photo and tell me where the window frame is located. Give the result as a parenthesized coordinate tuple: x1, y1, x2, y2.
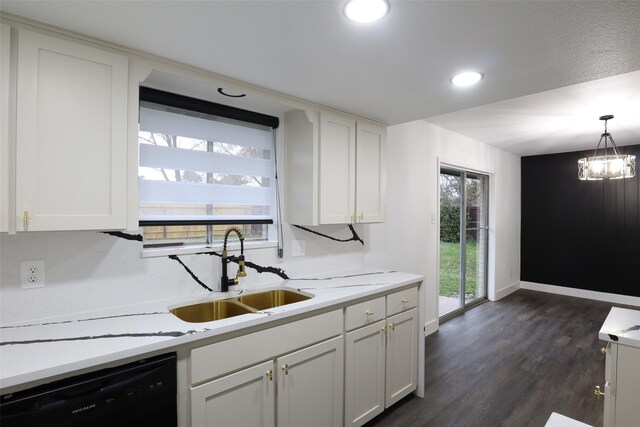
(137, 87, 279, 252)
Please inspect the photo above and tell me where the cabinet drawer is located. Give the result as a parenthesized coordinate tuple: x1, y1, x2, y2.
(386, 287, 418, 317)
(345, 296, 385, 332)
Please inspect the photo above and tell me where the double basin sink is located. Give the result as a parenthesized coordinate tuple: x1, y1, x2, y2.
(170, 289, 312, 323)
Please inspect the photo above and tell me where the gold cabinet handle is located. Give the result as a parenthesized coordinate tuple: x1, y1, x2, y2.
(266, 370, 273, 381)
(359, 212, 364, 221)
(365, 310, 374, 316)
(600, 347, 607, 354)
(594, 385, 605, 399)
(389, 322, 396, 331)
(23, 210, 30, 229)
(282, 364, 289, 375)
(401, 298, 410, 304)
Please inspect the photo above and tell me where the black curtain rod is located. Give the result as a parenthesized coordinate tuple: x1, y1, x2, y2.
(139, 219, 274, 227)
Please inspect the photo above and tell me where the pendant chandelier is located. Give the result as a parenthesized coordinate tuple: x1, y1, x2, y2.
(578, 115, 636, 180)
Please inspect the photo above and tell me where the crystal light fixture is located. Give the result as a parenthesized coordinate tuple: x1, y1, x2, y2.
(578, 115, 636, 180)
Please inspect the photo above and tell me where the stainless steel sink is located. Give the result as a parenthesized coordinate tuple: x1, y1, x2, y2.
(170, 300, 254, 323)
(237, 289, 311, 310)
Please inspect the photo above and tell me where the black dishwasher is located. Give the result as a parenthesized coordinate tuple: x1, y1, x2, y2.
(0, 352, 177, 427)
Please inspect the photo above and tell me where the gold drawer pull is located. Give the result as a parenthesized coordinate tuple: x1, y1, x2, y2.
(594, 385, 605, 399)
(389, 322, 396, 331)
(600, 347, 607, 354)
(365, 310, 374, 316)
(282, 364, 289, 375)
(401, 298, 410, 304)
(266, 370, 273, 381)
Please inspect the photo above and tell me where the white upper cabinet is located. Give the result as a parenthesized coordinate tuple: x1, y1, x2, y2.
(1, 24, 10, 233)
(285, 109, 386, 225)
(319, 111, 357, 224)
(15, 29, 128, 231)
(355, 120, 386, 223)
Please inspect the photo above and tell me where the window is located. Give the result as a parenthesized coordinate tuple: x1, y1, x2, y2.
(138, 88, 278, 249)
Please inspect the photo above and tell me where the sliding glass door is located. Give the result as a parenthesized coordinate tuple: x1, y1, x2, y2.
(439, 167, 489, 320)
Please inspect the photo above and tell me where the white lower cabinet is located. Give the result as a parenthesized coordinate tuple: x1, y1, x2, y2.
(344, 287, 419, 427)
(277, 337, 344, 427)
(189, 310, 344, 427)
(602, 342, 640, 427)
(385, 309, 418, 407)
(191, 336, 343, 427)
(189, 286, 421, 427)
(345, 320, 386, 426)
(191, 360, 275, 427)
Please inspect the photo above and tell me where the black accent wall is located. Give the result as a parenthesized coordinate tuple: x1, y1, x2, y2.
(521, 144, 640, 297)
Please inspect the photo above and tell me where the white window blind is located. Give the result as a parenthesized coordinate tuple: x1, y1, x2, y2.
(138, 101, 275, 225)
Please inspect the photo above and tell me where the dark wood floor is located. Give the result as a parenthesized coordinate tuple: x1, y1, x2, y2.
(367, 289, 629, 427)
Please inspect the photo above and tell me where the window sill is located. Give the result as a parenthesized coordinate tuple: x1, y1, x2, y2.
(141, 240, 278, 258)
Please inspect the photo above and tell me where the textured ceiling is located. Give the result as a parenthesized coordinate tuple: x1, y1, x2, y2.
(425, 70, 640, 156)
(1, 1, 640, 155)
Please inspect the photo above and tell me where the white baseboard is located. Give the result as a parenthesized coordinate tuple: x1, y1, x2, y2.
(520, 281, 640, 307)
(424, 318, 438, 337)
(492, 281, 520, 301)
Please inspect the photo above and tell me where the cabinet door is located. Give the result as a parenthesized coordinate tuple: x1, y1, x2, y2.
(319, 111, 356, 224)
(0, 24, 10, 233)
(277, 336, 344, 427)
(615, 344, 640, 427)
(385, 308, 418, 407)
(191, 360, 275, 427)
(355, 121, 385, 223)
(345, 320, 386, 427)
(603, 342, 616, 427)
(15, 29, 128, 231)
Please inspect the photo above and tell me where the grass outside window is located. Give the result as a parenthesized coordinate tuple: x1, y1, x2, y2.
(439, 241, 478, 298)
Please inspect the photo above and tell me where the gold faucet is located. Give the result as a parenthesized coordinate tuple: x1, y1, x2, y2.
(220, 227, 246, 292)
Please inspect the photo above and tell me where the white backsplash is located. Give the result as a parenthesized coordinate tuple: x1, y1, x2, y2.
(0, 224, 368, 324)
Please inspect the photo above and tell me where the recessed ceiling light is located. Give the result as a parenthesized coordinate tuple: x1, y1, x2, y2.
(451, 71, 484, 87)
(343, 0, 390, 23)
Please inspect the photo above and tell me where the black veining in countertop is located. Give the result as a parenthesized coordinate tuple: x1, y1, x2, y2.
(617, 324, 640, 334)
(288, 271, 390, 281)
(0, 312, 167, 330)
(1, 330, 204, 346)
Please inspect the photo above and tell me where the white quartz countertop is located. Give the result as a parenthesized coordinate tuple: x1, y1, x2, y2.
(599, 307, 640, 348)
(0, 269, 422, 392)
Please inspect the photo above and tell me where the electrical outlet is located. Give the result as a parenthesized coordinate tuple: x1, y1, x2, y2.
(291, 240, 305, 257)
(20, 260, 45, 289)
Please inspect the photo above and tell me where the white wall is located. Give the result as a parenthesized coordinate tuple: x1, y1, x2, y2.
(364, 120, 521, 334)
(0, 120, 521, 331)
(0, 225, 366, 324)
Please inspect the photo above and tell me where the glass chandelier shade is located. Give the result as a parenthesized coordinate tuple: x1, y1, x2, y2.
(578, 115, 636, 181)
